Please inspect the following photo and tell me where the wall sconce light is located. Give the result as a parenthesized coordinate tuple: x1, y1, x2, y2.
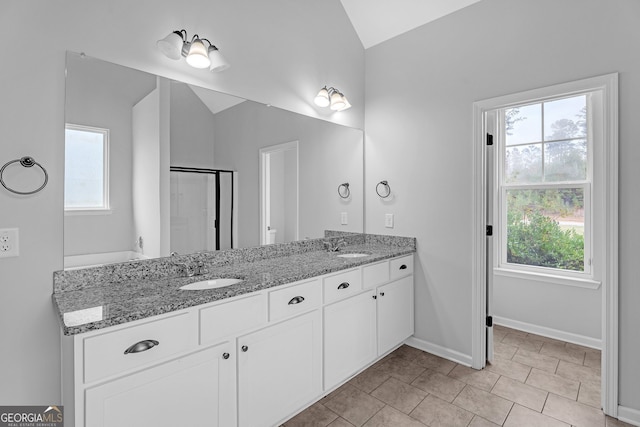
(157, 30, 230, 72)
(314, 86, 351, 111)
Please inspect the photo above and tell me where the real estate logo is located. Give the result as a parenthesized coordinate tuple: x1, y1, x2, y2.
(0, 406, 63, 427)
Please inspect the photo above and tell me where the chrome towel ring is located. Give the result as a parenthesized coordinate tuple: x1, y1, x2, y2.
(338, 182, 350, 199)
(0, 156, 49, 195)
(376, 180, 391, 198)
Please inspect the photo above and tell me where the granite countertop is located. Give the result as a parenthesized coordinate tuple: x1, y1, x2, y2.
(53, 242, 415, 336)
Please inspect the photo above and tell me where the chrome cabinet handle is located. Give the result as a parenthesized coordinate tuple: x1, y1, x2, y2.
(223, 352, 230, 359)
(337, 282, 350, 290)
(124, 339, 159, 355)
(380, 292, 385, 296)
(241, 345, 248, 352)
(372, 295, 377, 300)
(399, 264, 407, 270)
(288, 296, 305, 305)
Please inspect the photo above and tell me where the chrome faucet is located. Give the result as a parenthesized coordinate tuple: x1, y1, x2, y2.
(324, 239, 347, 252)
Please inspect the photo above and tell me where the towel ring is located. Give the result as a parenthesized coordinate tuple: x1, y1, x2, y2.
(338, 183, 350, 199)
(376, 180, 391, 198)
(0, 156, 49, 195)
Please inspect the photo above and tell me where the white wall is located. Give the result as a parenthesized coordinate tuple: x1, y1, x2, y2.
(364, 0, 640, 412)
(0, 0, 363, 404)
(213, 101, 364, 248)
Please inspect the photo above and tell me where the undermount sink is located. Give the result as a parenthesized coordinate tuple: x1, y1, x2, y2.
(179, 278, 243, 291)
(337, 253, 370, 258)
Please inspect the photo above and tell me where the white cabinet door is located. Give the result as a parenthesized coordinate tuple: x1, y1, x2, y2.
(377, 276, 414, 355)
(238, 310, 321, 427)
(85, 342, 235, 427)
(324, 290, 377, 390)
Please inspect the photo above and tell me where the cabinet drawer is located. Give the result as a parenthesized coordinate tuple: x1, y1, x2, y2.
(390, 255, 414, 281)
(362, 260, 389, 289)
(200, 293, 267, 346)
(269, 279, 321, 322)
(323, 268, 361, 304)
(83, 311, 197, 384)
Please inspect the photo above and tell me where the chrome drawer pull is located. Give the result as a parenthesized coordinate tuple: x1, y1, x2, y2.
(124, 339, 159, 355)
(223, 352, 230, 360)
(399, 264, 408, 270)
(288, 296, 305, 305)
(337, 282, 350, 290)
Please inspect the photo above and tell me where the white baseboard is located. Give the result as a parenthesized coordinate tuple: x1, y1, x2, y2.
(618, 406, 640, 426)
(493, 316, 602, 350)
(404, 336, 472, 367)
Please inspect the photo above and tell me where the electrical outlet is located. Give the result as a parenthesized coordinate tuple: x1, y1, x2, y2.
(0, 228, 19, 258)
(341, 212, 348, 225)
(384, 214, 394, 228)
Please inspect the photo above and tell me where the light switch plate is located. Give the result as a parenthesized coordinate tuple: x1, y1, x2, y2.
(384, 214, 394, 228)
(0, 228, 19, 258)
(341, 212, 348, 225)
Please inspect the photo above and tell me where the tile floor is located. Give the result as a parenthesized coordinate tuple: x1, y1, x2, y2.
(283, 325, 633, 427)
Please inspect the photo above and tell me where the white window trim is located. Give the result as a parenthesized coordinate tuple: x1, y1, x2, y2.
(64, 123, 110, 213)
(471, 73, 618, 416)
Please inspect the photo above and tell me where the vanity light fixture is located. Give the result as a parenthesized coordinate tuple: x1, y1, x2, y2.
(314, 86, 351, 111)
(157, 30, 230, 72)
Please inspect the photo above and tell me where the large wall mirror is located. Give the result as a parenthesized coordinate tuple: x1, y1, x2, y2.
(63, 52, 364, 269)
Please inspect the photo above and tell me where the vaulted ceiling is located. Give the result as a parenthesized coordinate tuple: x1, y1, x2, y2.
(339, 0, 482, 49)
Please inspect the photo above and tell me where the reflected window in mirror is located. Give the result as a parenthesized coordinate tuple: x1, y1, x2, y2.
(65, 124, 110, 213)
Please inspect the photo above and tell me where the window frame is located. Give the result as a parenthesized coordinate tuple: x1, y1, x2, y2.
(496, 93, 597, 284)
(64, 123, 111, 214)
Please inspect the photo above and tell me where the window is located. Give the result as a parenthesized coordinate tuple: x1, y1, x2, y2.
(65, 124, 110, 212)
(498, 94, 591, 276)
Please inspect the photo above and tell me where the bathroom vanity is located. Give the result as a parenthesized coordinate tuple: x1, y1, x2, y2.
(53, 234, 415, 427)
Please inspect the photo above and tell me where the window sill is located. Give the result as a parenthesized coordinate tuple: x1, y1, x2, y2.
(494, 267, 601, 290)
(65, 209, 112, 216)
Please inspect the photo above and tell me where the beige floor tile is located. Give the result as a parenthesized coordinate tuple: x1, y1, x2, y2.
(578, 380, 602, 409)
(493, 341, 518, 360)
(566, 342, 597, 354)
(556, 359, 601, 385)
(392, 345, 426, 363)
(411, 369, 466, 402)
(495, 325, 528, 337)
(525, 369, 580, 400)
(606, 415, 636, 426)
(452, 385, 513, 425)
(493, 328, 508, 342)
(468, 415, 501, 427)
(410, 394, 474, 427)
(412, 351, 457, 375)
(491, 376, 548, 412)
(362, 405, 426, 427)
(542, 393, 606, 427)
(504, 404, 571, 427)
(512, 348, 560, 373)
(485, 357, 531, 383)
(376, 355, 426, 384)
(501, 333, 544, 352)
(328, 418, 355, 427)
(584, 350, 602, 369)
(526, 333, 570, 346)
(539, 341, 586, 365)
(448, 364, 500, 391)
(285, 403, 339, 427)
(349, 366, 391, 394)
(370, 377, 427, 414)
(323, 384, 386, 427)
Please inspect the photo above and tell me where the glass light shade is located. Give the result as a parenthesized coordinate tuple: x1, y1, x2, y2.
(156, 32, 184, 60)
(185, 39, 211, 68)
(208, 47, 230, 72)
(337, 96, 351, 111)
(329, 91, 346, 111)
(314, 87, 330, 107)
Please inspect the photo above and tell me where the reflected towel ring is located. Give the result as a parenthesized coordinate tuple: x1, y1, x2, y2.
(338, 183, 350, 199)
(376, 180, 391, 198)
(0, 156, 49, 195)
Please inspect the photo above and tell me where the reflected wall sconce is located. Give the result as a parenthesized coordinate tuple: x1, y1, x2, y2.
(376, 181, 391, 198)
(338, 183, 350, 199)
(157, 30, 230, 72)
(314, 86, 351, 111)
